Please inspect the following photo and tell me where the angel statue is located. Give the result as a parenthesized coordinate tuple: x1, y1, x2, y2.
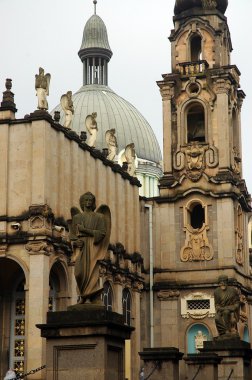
(60, 91, 74, 129)
(125, 143, 136, 177)
(35, 67, 51, 110)
(69, 192, 111, 304)
(85, 112, 98, 147)
(105, 129, 118, 161)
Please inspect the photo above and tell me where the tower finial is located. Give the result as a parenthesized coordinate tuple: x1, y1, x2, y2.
(93, 0, 97, 15)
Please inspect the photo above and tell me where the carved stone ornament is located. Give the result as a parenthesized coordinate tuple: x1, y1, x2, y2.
(157, 290, 180, 301)
(235, 206, 244, 265)
(231, 146, 241, 175)
(201, 0, 217, 9)
(30, 216, 44, 229)
(25, 241, 52, 254)
(214, 78, 231, 95)
(181, 292, 215, 320)
(132, 281, 144, 292)
(174, 143, 219, 181)
(160, 83, 175, 100)
(180, 225, 213, 262)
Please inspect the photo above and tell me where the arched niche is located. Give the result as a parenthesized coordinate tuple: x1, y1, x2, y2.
(0, 258, 27, 378)
(49, 259, 69, 311)
(187, 323, 211, 354)
(190, 33, 202, 61)
(187, 103, 205, 143)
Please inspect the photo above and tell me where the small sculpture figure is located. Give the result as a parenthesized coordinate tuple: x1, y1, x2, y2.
(60, 91, 74, 129)
(35, 67, 51, 110)
(69, 192, 111, 304)
(214, 275, 240, 339)
(85, 112, 98, 147)
(125, 143, 136, 177)
(4, 369, 16, 380)
(105, 129, 118, 161)
(194, 330, 207, 352)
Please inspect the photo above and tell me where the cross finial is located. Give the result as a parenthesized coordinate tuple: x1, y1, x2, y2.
(93, 0, 97, 14)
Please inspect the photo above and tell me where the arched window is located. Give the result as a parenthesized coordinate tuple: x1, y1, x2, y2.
(187, 103, 205, 143)
(187, 324, 210, 353)
(190, 34, 202, 61)
(190, 203, 205, 229)
(103, 282, 113, 311)
(10, 278, 26, 377)
(122, 288, 131, 325)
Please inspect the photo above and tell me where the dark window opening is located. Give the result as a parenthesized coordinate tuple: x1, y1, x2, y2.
(122, 288, 131, 325)
(190, 204, 205, 229)
(191, 35, 202, 61)
(187, 104, 205, 143)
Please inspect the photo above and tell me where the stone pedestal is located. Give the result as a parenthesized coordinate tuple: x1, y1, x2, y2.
(37, 307, 133, 380)
(139, 347, 183, 380)
(184, 353, 221, 380)
(202, 339, 252, 380)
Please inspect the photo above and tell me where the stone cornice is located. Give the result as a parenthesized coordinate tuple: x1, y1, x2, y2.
(0, 112, 141, 188)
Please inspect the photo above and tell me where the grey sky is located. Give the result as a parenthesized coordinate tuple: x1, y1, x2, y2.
(0, 0, 251, 192)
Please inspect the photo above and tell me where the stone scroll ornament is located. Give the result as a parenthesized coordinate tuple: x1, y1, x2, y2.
(60, 91, 74, 129)
(35, 67, 51, 110)
(174, 143, 219, 182)
(69, 192, 111, 304)
(85, 112, 98, 147)
(105, 129, 118, 161)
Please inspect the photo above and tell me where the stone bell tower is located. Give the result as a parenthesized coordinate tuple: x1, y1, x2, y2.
(146, 0, 252, 359)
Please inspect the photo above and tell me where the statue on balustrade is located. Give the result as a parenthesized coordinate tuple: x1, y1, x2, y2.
(85, 112, 98, 147)
(60, 91, 74, 129)
(35, 67, 51, 110)
(69, 192, 111, 304)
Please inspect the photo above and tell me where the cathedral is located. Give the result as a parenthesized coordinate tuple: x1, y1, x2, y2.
(0, 0, 251, 379)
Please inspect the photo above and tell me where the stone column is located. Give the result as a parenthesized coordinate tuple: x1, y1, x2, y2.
(214, 78, 231, 171)
(26, 245, 50, 379)
(184, 353, 221, 380)
(159, 82, 175, 175)
(139, 347, 183, 380)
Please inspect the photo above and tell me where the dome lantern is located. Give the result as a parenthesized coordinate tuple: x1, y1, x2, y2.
(78, 1, 112, 86)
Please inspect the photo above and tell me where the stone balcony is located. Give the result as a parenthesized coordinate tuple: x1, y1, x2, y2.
(178, 60, 209, 76)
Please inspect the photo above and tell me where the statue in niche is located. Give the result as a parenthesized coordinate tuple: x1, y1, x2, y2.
(214, 275, 240, 340)
(194, 330, 207, 352)
(125, 143, 136, 177)
(35, 67, 51, 110)
(105, 129, 118, 161)
(85, 112, 98, 147)
(60, 91, 74, 129)
(69, 192, 111, 304)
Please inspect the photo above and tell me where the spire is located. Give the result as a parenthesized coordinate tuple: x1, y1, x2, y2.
(93, 0, 97, 15)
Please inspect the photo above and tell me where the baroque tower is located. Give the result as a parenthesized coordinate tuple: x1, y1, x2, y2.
(141, 0, 251, 371)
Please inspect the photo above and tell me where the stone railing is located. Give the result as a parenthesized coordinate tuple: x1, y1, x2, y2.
(178, 60, 209, 76)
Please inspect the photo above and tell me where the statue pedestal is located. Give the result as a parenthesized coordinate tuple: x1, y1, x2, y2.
(201, 339, 252, 380)
(37, 307, 133, 380)
(139, 347, 183, 380)
(184, 353, 221, 380)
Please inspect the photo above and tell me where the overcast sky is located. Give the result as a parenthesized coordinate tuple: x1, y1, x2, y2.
(0, 0, 251, 192)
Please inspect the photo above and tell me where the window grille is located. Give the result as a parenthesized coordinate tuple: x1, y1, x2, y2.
(187, 299, 210, 310)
